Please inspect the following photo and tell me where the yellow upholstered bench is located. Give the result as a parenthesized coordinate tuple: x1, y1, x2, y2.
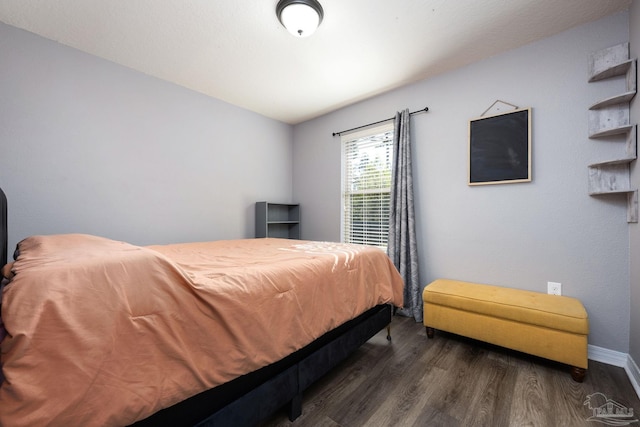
(423, 279, 589, 382)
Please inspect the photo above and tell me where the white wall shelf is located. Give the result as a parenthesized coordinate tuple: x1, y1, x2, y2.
(589, 91, 636, 110)
(588, 44, 634, 81)
(588, 108, 631, 138)
(586, 42, 638, 223)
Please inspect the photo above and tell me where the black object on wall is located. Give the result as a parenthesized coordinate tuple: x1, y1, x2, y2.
(0, 187, 7, 266)
(469, 108, 531, 185)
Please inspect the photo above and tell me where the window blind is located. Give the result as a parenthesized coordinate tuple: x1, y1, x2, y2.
(341, 123, 394, 249)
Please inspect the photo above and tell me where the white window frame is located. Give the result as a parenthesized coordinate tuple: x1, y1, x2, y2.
(341, 122, 394, 249)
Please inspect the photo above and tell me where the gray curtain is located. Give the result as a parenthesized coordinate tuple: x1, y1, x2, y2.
(388, 109, 421, 322)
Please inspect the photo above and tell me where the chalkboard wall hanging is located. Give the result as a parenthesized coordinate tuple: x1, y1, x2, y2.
(468, 107, 531, 185)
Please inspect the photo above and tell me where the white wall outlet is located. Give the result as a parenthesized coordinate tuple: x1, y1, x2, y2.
(547, 281, 562, 295)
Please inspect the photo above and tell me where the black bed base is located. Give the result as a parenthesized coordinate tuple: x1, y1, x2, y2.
(131, 304, 393, 427)
(0, 187, 7, 267)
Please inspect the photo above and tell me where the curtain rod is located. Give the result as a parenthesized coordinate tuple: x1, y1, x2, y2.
(332, 107, 429, 137)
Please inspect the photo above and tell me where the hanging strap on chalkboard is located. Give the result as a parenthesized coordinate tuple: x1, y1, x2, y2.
(481, 100, 519, 117)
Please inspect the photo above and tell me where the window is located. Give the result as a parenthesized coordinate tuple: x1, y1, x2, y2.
(341, 123, 394, 249)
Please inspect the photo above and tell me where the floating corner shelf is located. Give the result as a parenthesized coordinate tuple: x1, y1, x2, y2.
(586, 44, 638, 223)
(588, 91, 636, 110)
(588, 43, 630, 81)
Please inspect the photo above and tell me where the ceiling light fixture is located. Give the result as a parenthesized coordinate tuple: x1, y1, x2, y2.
(276, 0, 324, 38)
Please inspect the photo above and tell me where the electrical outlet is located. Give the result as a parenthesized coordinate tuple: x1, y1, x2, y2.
(547, 281, 562, 295)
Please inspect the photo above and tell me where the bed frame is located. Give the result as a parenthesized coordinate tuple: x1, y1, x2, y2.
(133, 304, 392, 426)
(0, 187, 394, 426)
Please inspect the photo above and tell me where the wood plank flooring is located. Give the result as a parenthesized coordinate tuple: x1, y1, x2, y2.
(261, 315, 640, 427)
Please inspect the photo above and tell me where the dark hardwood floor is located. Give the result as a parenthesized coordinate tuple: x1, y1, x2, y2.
(261, 315, 640, 427)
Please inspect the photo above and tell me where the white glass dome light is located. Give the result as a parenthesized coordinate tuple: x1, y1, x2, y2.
(276, 0, 324, 38)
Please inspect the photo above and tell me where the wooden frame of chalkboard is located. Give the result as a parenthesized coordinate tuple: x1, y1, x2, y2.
(468, 107, 531, 185)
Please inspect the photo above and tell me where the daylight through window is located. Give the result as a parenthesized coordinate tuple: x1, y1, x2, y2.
(341, 123, 394, 249)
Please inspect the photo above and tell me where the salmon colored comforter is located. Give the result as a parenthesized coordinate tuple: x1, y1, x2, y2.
(0, 234, 403, 427)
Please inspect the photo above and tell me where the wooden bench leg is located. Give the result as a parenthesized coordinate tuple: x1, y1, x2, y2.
(571, 367, 586, 383)
(426, 327, 434, 338)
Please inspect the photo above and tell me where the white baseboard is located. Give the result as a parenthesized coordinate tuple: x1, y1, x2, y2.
(588, 344, 627, 366)
(625, 355, 640, 400)
(588, 344, 640, 399)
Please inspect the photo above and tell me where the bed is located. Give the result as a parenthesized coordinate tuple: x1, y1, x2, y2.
(0, 187, 404, 427)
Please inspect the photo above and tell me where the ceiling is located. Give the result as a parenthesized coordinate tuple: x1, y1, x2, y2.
(0, 0, 631, 124)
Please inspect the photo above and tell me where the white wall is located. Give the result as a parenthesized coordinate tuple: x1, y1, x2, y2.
(0, 23, 293, 250)
(293, 12, 631, 352)
(629, 0, 640, 364)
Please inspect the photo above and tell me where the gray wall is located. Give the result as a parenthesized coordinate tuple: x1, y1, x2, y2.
(630, 0, 640, 364)
(0, 22, 293, 250)
(0, 10, 634, 354)
(293, 12, 631, 352)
